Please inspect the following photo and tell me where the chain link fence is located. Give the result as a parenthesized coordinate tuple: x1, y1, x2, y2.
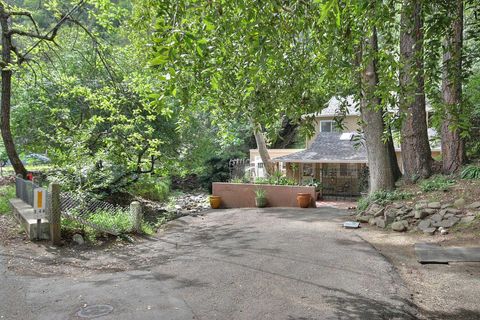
(59, 192, 126, 236)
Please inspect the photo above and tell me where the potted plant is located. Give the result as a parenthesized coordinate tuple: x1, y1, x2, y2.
(254, 188, 267, 208)
(296, 193, 311, 208)
(209, 195, 222, 209)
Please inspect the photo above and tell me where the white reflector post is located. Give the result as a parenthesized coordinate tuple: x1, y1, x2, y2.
(33, 188, 46, 218)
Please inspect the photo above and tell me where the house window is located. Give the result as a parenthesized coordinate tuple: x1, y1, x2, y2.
(320, 120, 340, 132)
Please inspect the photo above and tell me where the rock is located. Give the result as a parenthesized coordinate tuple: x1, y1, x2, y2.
(454, 198, 466, 209)
(423, 227, 436, 235)
(441, 203, 453, 209)
(393, 203, 405, 209)
(369, 217, 377, 226)
(72, 234, 85, 245)
(373, 208, 385, 218)
(428, 202, 441, 209)
(415, 202, 427, 210)
(356, 215, 373, 223)
(375, 217, 386, 229)
(430, 213, 443, 223)
(414, 210, 429, 219)
(392, 220, 408, 232)
(466, 201, 480, 210)
(443, 213, 454, 219)
(440, 229, 449, 235)
(438, 209, 448, 216)
(423, 208, 437, 215)
(461, 216, 475, 224)
(417, 219, 432, 231)
(367, 203, 384, 215)
(446, 208, 461, 214)
(433, 217, 460, 228)
(384, 211, 396, 225)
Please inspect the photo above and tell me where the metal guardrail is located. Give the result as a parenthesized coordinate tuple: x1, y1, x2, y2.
(15, 176, 48, 209)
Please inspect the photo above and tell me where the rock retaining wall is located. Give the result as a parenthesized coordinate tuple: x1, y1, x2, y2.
(356, 199, 480, 235)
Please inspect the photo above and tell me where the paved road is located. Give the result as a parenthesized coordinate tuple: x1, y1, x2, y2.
(0, 208, 417, 319)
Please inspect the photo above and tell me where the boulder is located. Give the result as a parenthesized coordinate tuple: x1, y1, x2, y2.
(393, 202, 405, 209)
(356, 215, 373, 223)
(375, 217, 386, 229)
(414, 210, 429, 219)
(369, 217, 377, 225)
(391, 220, 408, 232)
(461, 216, 475, 224)
(384, 211, 396, 225)
(417, 219, 432, 231)
(367, 203, 384, 215)
(446, 208, 461, 214)
(466, 201, 480, 210)
(433, 217, 460, 228)
(441, 203, 453, 209)
(454, 198, 466, 209)
(423, 227, 436, 235)
(427, 202, 441, 209)
(430, 213, 443, 223)
(72, 234, 85, 245)
(415, 202, 427, 210)
(423, 208, 437, 215)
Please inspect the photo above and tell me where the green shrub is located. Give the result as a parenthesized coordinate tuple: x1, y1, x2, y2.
(357, 190, 412, 212)
(0, 185, 15, 215)
(461, 165, 480, 180)
(129, 176, 170, 202)
(420, 175, 455, 192)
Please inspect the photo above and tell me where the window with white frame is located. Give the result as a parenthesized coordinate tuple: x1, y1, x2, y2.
(320, 120, 340, 132)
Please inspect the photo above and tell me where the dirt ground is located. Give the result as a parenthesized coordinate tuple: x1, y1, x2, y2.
(355, 223, 480, 320)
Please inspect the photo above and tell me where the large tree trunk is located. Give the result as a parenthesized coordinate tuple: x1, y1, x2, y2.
(399, 0, 432, 182)
(252, 122, 275, 176)
(359, 28, 396, 193)
(271, 117, 298, 149)
(0, 7, 27, 178)
(387, 126, 402, 181)
(441, 0, 465, 174)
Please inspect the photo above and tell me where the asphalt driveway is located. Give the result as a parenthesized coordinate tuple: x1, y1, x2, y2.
(0, 207, 417, 319)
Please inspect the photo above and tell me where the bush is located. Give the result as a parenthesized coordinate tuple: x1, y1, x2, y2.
(461, 165, 480, 180)
(129, 176, 170, 202)
(357, 190, 412, 212)
(0, 185, 15, 215)
(420, 175, 455, 192)
(62, 207, 155, 242)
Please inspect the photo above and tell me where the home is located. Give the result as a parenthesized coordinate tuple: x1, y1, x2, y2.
(250, 96, 441, 198)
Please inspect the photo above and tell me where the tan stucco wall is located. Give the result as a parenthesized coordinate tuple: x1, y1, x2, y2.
(212, 183, 316, 208)
(306, 115, 360, 147)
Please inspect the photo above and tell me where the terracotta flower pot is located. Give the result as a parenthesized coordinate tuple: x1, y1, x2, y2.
(209, 196, 222, 209)
(296, 193, 311, 208)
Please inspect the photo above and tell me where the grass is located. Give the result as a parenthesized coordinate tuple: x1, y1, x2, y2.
(61, 208, 157, 243)
(0, 185, 15, 215)
(420, 175, 455, 192)
(357, 189, 412, 212)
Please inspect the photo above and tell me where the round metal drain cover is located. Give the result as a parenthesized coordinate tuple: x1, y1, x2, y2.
(76, 304, 114, 318)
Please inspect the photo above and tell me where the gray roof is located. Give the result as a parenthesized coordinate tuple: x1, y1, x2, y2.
(308, 95, 433, 118)
(272, 132, 367, 163)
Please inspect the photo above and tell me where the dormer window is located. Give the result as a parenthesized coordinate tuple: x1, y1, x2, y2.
(320, 120, 340, 132)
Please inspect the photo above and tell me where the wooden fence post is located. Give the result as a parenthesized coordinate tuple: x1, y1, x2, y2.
(130, 201, 143, 233)
(48, 183, 61, 245)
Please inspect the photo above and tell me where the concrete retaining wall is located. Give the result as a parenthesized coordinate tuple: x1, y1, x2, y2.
(212, 183, 317, 208)
(10, 198, 50, 240)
